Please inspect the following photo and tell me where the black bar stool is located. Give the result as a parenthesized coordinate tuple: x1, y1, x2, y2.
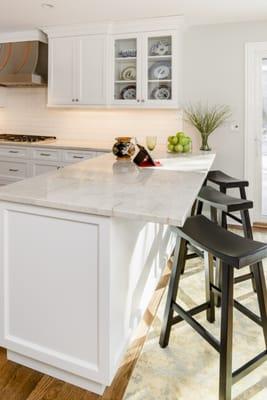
(198, 170, 250, 232)
(160, 215, 267, 400)
(197, 185, 256, 300)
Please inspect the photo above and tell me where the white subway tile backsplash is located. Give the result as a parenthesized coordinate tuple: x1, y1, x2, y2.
(0, 88, 183, 144)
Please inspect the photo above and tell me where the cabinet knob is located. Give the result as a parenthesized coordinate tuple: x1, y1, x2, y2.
(72, 99, 75, 102)
(75, 99, 79, 102)
(141, 99, 145, 103)
(137, 99, 140, 103)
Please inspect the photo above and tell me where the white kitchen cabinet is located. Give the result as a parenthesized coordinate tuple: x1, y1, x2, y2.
(77, 36, 107, 105)
(48, 35, 107, 106)
(0, 145, 107, 184)
(30, 162, 61, 176)
(110, 30, 179, 108)
(48, 37, 75, 106)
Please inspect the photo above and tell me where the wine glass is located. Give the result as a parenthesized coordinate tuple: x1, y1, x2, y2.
(146, 136, 157, 151)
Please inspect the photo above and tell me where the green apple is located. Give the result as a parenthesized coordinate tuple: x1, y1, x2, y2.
(171, 136, 178, 145)
(174, 144, 183, 153)
(179, 137, 190, 146)
(176, 131, 185, 138)
(168, 143, 174, 152)
(168, 135, 173, 143)
(183, 144, 191, 153)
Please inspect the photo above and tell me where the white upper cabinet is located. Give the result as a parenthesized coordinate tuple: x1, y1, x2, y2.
(76, 35, 107, 105)
(44, 16, 183, 108)
(47, 31, 107, 106)
(110, 30, 179, 108)
(48, 37, 75, 105)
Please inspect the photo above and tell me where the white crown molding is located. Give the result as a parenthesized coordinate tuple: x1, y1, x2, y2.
(0, 29, 47, 43)
(42, 15, 185, 38)
(42, 23, 112, 38)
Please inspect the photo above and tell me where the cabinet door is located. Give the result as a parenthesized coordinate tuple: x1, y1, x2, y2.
(110, 34, 142, 106)
(142, 31, 178, 108)
(48, 37, 75, 105)
(31, 162, 61, 176)
(76, 35, 107, 105)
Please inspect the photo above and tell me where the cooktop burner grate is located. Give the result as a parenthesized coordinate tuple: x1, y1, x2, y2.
(0, 134, 56, 143)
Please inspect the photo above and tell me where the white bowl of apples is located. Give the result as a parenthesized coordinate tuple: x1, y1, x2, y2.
(167, 132, 192, 154)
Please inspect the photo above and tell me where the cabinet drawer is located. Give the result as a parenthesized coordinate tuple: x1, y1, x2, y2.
(62, 150, 96, 163)
(0, 146, 28, 159)
(0, 160, 27, 178)
(33, 149, 60, 162)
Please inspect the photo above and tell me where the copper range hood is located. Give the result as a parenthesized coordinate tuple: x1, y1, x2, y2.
(0, 40, 48, 87)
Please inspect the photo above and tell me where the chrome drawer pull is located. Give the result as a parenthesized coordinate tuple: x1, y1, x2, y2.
(40, 153, 51, 157)
(73, 155, 84, 159)
(9, 168, 19, 172)
(9, 150, 19, 154)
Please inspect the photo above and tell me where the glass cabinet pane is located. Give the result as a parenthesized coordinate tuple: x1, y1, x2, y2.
(147, 35, 172, 101)
(114, 38, 137, 101)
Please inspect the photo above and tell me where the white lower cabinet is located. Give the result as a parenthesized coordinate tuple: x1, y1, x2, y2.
(30, 162, 61, 176)
(0, 202, 175, 394)
(0, 146, 107, 184)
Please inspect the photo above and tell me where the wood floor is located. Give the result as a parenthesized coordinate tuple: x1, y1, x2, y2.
(0, 261, 172, 400)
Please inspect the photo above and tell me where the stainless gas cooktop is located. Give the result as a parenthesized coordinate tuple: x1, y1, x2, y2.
(0, 134, 56, 143)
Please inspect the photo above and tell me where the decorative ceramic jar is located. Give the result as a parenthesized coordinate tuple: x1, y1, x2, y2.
(112, 137, 135, 159)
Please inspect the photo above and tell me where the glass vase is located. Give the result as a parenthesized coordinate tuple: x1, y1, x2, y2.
(200, 133, 211, 151)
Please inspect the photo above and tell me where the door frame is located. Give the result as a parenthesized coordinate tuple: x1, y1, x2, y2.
(245, 42, 267, 223)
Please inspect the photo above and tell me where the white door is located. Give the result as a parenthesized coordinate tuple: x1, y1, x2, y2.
(110, 33, 142, 106)
(48, 37, 75, 105)
(77, 35, 107, 105)
(245, 42, 267, 223)
(142, 31, 178, 108)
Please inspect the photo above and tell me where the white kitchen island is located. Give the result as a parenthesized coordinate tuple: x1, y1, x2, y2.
(0, 150, 215, 394)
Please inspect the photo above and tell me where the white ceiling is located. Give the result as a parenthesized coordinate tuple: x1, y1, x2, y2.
(1, 0, 267, 32)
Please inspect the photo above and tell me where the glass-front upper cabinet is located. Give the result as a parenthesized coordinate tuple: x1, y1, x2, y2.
(144, 33, 176, 106)
(110, 31, 178, 108)
(111, 35, 141, 105)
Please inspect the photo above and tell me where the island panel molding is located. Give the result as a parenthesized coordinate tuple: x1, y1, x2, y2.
(0, 202, 175, 394)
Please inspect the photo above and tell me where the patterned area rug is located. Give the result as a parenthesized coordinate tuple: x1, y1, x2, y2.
(123, 231, 267, 400)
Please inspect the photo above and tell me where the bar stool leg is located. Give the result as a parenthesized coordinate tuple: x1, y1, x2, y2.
(240, 209, 257, 292)
(159, 237, 187, 348)
(204, 252, 215, 323)
(219, 263, 234, 400)
(251, 262, 267, 346)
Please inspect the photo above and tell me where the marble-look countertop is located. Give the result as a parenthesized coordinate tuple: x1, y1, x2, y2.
(0, 150, 215, 226)
(0, 138, 112, 152)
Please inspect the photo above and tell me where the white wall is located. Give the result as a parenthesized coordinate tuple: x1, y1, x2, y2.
(0, 88, 182, 145)
(183, 20, 267, 178)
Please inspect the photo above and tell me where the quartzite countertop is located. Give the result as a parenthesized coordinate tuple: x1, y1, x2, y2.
(0, 150, 215, 226)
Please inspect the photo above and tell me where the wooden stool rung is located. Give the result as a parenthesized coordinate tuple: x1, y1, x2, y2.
(234, 272, 253, 284)
(172, 301, 210, 325)
(172, 301, 220, 352)
(232, 350, 267, 384)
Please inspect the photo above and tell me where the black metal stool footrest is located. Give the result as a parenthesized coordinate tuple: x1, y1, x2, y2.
(171, 301, 220, 352)
(234, 272, 254, 284)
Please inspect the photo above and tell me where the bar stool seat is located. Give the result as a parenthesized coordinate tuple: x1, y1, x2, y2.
(207, 170, 249, 189)
(198, 186, 253, 213)
(180, 215, 267, 268)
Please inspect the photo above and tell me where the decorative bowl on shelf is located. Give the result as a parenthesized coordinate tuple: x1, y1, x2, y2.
(149, 61, 171, 80)
(112, 137, 136, 159)
(150, 41, 170, 56)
